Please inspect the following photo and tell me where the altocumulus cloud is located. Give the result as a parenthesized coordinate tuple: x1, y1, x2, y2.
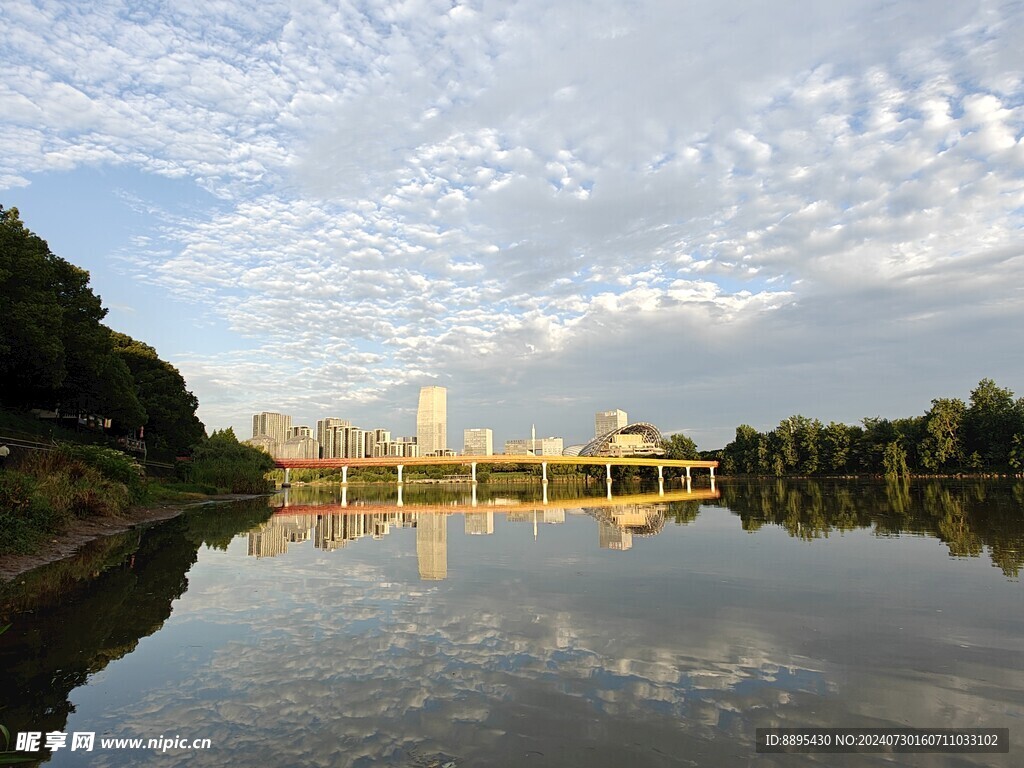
(1, 0, 1022, 446)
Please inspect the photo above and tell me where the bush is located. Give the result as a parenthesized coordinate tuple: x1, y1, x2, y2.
(0, 471, 63, 554)
(178, 429, 274, 494)
(55, 443, 146, 502)
(19, 450, 132, 518)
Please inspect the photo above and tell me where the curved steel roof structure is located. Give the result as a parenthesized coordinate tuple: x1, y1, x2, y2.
(578, 422, 665, 457)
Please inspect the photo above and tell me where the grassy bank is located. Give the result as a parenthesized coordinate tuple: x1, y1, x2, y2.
(0, 444, 144, 554)
(0, 430, 275, 555)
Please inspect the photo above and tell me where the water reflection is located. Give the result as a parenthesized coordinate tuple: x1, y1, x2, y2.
(0, 481, 1020, 767)
(256, 486, 715, 576)
(716, 479, 1024, 577)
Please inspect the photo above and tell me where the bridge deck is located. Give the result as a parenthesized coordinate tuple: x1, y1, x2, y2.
(275, 455, 717, 470)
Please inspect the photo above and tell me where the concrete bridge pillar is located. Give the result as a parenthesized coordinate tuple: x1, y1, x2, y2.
(397, 464, 404, 485)
(471, 462, 477, 484)
(283, 468, 291, 488)
(543, 482, 549, 505)
(658, 477, 664, 496)
(686, 475, 692, 492)
(658, 465, 664, 481)
(397, 485, 403, 507)
(471, 484, 478, 507)
(606, 479, 613, 499)
(710, 476, 716, 493)
(341, 466, 348, 485)
(606, 464, 612, 482)
(685, 466, 691, 481)
(541, 461, 548, 485)
(341, 485, 348, 508)
(709, 465, 715, 479)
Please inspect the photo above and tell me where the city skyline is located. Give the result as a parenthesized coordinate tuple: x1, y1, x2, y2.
(3, 3, 1022, 450)
(250, 401, 635, 457)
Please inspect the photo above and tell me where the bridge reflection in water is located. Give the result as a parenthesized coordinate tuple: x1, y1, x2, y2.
(253, 487, 720, 580)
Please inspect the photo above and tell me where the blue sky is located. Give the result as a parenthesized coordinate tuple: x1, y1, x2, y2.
(2, 0, 1022, 449)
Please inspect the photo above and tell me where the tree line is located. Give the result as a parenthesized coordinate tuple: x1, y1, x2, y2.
(1, 205, 204, 457)
(712, 379, 1024, 476)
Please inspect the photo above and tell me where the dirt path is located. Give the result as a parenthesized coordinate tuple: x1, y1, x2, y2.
(0, 495, 265, 582)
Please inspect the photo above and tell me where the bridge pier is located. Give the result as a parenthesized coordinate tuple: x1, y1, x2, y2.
(685, 466, 691, 481)
(341, 466, 348, 485)
(659, 477, 664, 496)
(282, 468, 291, 488)
(397, 485, 403, 507)
(471, 462, 477, 484)
(543, 482, 548, 504)
(541, 461, 548, 485)
(606, 479, 613, 499)
(606, 463, 612, 482)
(397, 464, 404, 485)
(341, 485, 348, 507)
(471, 484, 477, 507)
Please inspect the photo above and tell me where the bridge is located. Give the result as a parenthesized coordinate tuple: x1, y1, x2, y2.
(273, 454, 718, 500)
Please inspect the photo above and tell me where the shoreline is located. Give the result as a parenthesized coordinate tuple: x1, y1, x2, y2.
(0, 494, 266, 583)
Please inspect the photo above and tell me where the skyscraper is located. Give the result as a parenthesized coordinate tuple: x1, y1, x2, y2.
(595, 409, 627, 437)
(416, 386, 447, 456)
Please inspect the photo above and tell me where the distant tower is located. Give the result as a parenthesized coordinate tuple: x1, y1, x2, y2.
(416, 386, 447, 456)
(595, 409, 627, 438)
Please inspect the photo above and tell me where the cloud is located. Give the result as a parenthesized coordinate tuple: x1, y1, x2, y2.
(1, 0, 1023, 445)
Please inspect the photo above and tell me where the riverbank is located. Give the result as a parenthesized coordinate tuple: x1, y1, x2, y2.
(0, 493, 266, 582)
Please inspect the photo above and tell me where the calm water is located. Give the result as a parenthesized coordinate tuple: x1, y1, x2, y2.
(1, 480, 1022, 767)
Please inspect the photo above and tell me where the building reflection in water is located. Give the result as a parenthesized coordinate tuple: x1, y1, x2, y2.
(416, 513, 448, 580)
(251, 493, 679, 579)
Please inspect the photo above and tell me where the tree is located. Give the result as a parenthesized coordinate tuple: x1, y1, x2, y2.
(112, 332, 205, 456)
(920, 398, 966, 471)
(965, 379, 1017, 468)
(882, 440, 909, 478)
(662, 432, 699, 460)
(822, 421, 852, 473)
(0, 206, 66, 405)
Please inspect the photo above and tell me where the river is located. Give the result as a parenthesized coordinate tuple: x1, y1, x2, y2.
(1, 479, 1021, 766)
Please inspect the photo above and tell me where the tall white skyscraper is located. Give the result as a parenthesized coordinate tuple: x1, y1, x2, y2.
(595, 409, 627, 437)
(416, 386, 447, 456)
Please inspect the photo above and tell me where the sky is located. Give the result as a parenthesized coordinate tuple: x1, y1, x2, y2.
(2, 0, 1023, 450)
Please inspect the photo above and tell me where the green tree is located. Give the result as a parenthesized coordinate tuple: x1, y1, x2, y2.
(882, 440, 909, 478)
(920, 397, 966, 471)
(821, 421, 852, 472)
(965, 379, 1017, 468)
(0, 205, 66, 405)
(662, 432, 699, 460)
(112, 332, 205, 456)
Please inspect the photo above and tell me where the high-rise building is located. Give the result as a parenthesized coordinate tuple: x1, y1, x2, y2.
(252, 412, 292, 456)
(416, 386, 447, 456)
(463, 428, 493, 456)
(595, 409, 628, 437)
(288, 425, 312, 439)
(316, 418, 351, 459)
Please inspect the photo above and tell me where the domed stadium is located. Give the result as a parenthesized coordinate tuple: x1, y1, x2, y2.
(578, 422, 665, 457)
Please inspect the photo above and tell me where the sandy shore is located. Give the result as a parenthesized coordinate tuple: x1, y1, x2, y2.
(0, 494, 265, 582)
